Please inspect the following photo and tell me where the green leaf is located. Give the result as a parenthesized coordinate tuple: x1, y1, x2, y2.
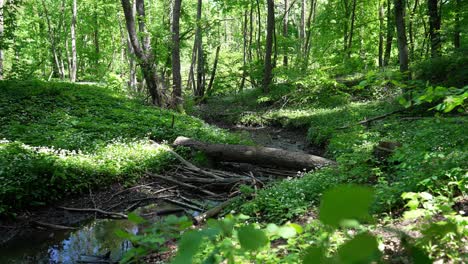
(277, 225, 297, 239)
(237, 225, 268, 251)
(127, 212, 146, 224)
(336, 233, 380, 263)
(302, 246, 330, 264)
(319, 185, 375, 228)
(172, 230, 203, 264)
(115, 229, 132, 239)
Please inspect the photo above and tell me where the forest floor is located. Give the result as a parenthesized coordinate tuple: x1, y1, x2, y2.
(0, 80, 466, 262)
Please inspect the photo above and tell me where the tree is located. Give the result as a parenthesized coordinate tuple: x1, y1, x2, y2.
(194, 0, 205, 98)
(394, 0, 409, 76)
(70, 0, 77, 82)
(427, 0, 441, 57)
(378, 0, 385, 67)
(283, 0, 289, 66)
(0, 0, 4, 80)
(454, 0, 460, 49)
(121, 0, 162, 106)
(263, 0, 275, 93)
(171, 0, 182, 110)
(384, 0, 394, 66)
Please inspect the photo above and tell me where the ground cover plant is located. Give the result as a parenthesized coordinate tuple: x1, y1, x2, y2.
(0, 80, 245, 214)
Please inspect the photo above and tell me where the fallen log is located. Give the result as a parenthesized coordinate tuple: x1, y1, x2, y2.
(194, 197, 237, 224)
(173, 136, 335, 170)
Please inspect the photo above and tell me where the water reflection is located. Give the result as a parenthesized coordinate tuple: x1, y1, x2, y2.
(0, 219, 137, 264)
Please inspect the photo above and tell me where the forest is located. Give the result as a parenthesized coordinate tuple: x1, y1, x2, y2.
(0, 0, 466, 263)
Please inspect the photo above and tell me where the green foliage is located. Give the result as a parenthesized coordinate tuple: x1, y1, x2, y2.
(399, 85, 467, 113)
(414, 52, 468, 88)
(402, 192, 468, 262)
(0, 80, 245, 214)
(319, 185, 374, 228)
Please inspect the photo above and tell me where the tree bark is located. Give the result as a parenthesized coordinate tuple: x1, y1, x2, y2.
(408, 0, 419, 60)
(0, 0, 4, 80)
(346, 0, 357, 58)
(173, 136, 336, 170)
(283, 0, 289, 66)
(121, 0, 162, 106)
(263, 0, 275, 93)
(394, 0, 409, 75)
(427, 0, 441, 57)
(194, 0, 205, 98)
(300, 0, 306, 50)
(171, 0, 183, 110)
(384, 0, 394, 66)
(304, 0, 316, 69)
(454, 0, 460, 49)
(378, 1, 384, 67)
(70, 0, 77, 82)
(206, 45, 220, 96)
(240, 10, 248, 91)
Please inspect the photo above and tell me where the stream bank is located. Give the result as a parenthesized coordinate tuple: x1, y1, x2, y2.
(0, 113, 319, 263)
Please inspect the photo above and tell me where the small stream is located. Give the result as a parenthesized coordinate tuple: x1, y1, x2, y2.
(0, 123, 316, 263)
(0, 203, 188, 263)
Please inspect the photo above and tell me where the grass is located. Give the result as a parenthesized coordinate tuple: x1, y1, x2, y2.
(0, 80, 245, 215)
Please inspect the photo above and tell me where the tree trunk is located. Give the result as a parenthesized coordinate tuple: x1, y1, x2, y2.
(300, 0, 306, 50)
(304, 0, 316, 69)
(394, 0, 409, 75)
(378, 0, 384, 67)
(173, 136, 336, 170)
(121, 0, 162, 106)
(93, 2, 100, 68)
(384, 0, 394, 66)
(171, 0, 182, 110)
(346, 0, 357, 58)
(206, 46, 220, 96)
(0, 0, 5, 80)
(256, 0, 262, 61)
(283, 0, 289, 66)
(240, 10, 248, 91)
(454, 0, 460, 49)
(427, 0, 441, 57)
(194, 0, 205, 98)
(408, 0, 419, 60)
(41, 0, 64, 79)
(263, 0, 275, 93)
(70, 0, 77, 82)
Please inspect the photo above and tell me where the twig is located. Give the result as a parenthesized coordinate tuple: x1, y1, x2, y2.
(103, 182, 160, 204)
(146, 172, 218, 197)
(58, 206, 127, 219)
(338, 109, 404, 129)
(31, 221, 77, 230)
(163, 198, 204, 212)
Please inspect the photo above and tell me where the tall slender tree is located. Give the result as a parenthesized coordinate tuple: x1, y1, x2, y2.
(171, 0, 182, 110)
(263, 0, 275, 93)
(70, 0, 77, 82)
(427, 0, 441, 57)
(394, 0, 409, 75)
(0, 0, 4, 80)
(283, 0, 289, 66)
(121, 0, 162, 106)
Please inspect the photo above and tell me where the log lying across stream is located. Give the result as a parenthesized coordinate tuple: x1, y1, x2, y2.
(173, 136, 336, 170)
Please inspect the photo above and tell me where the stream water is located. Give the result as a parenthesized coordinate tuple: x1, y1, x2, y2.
(0, 124, 315, 263)
(0, 203, 187, 264)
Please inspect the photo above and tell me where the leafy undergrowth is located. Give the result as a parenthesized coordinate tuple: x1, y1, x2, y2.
(0, 80, 245, 215)
(186, 73, 467, 262)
